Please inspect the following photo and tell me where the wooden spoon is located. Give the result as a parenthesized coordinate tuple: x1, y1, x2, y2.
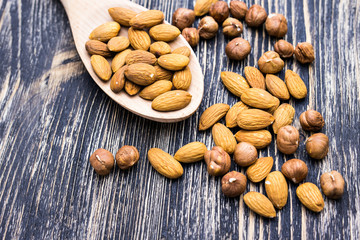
(61, 0, 204, 123)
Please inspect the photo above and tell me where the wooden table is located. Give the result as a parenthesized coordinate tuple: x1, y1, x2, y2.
(0, 0, 359, 239)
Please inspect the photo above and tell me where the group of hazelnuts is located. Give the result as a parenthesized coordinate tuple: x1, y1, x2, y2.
(173, 1, 314, 64)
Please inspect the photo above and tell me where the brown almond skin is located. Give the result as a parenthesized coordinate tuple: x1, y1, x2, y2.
(299, 110, 325, 132)
(173, 66, 192, 90)
(246, 157, 274, 183)
(89, 149, 114, 176)
(150, 42, 171, 58)
(285, 70, 308, 99)
(112, 49, 132, 72)
(128, 27, 151, 51)
(89, 22, 121, 42)
(172, 8, 195, 31)
(124, 80, 141, 96)
(265, 171, 288, 209)
(237, 109, 275, 130)
(320, 171, 345, 199)
(157, 54, 190, 71)
(172, 46, 191, 57)
(85, 40, 113, 57)
(129, 10, 164, 29)
(221, 171, 247, 197)
(204, 146, 231, 177)
(209, 1, 230, 23)
(244, 66, 265, 89)
(152, 90, 192, 111)
(258, 51, 284, 74)
(265, 74, 290, 100)
(244, 192, 276, 218)
(235, 130, 272, 149)
(233, 142, 258, 167)
(221, 71, 250, 97)
(225, 37, 251, 60)
(107, 36, 130, 52)
(276, 125, 299, 155)
(272, 103, 295, 134)
(90, 55, 112, 81)
(147, 148, 183, 179)
(115, 146, 140, 170)
(230, 1, 248, 20)
(198, 16, 219, 39)
(139, 80, 173, 100)
(274, 40, 294, 58)
(194, 0, 219, 16)
(149, 24, 181, 42)
(296, 183, 324, 212)
(199, 103, 230, 131)
(241, 88, 278, 109)
(110, 65, 127, 93)
(265, 13, 288, 38)
(306, 133, 329, 159)
(225, 101, 249, 128)
(245, 4, 267, 27)
(108, 7, 137, 27)
(154, 65, 173, 81)
(222, 17, 243, 38)
(182, 28, 200, 47)
(125, 50, 157, 65)
(295, 42, 315, 64)
(124, 63, 156, 86)
(281, 159, 308, 184)
(212, 123, 237, 154)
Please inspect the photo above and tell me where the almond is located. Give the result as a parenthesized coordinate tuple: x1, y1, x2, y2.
(212, 123, 237, 154)
(265, 74, 290, 100)
(111, 49, 132, 72)
(172, 46, 191, 57)
(235, 130, 272, 149)
(90, 55, 112, 81)
(244, 66, 265, 89)
(194, 0, 219, 16)
(139, 80, 173, 100)
(147, 148, 183, 179)
(107, 36, 130, 52)
(124, 80, 141, 96)
(241, 88, 279, 109)
(128, 27, 151, 51)
(150, 41, 172, 57)
(125, 63, 156, 86)
(272, 103, 295, 134)
(89, 22, 121, 42)
(246, 157, 274, 182)
(296, 182, 324, 212)
(220, 71, 250, 97)
(125, 50, 157, 65)
(237, 109, 275, 130)
(130, 10, 165, 29)
(265, 171, 288, 209)
(266, 97, 280, 114)
(108, 7, 137, 27)
(225, 101, 249, 128)
(158, 54, 190, 71)
(152, 90, 192, 111)
(149, 24, 181, 42)
(174, 142, 207, 163)
(199, 103, 230, 131)
(85, 40, 112, 57)
(173, 66, 192, 90)
(285, 70, 308, 99)
(154, 65, 173, 81)
(244, 192, 276, 218)
(110, 65, 127, 93)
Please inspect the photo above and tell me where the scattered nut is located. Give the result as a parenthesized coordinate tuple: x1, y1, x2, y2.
(294, 42, 315, 64)
(89, 148, 114, 176)
(306, 133, 329, 159)
(229, 0, 248, 20)
(172, 8, 195, 30)
(320, 170, 345, 199)
(281, 159, 308, 184)
(221, 171, 247, 197)
(258, 51, 284, 73)
(265, 13, 288, 38)
(222, 17, 243, 38)
(182, 28, 200, 47)
(225, 37, 251, 60)
(276, 125, 299, 155)
(209, 1, 230, 23)
(204, 146, 231, 176)
(233, 142, 258, 167)
(300, 110, 325, 132)
(274, 40, 294, 58)
(198, 16, 219, 39)
(115, 145, 140, 170)
(245, 4, 268, 27)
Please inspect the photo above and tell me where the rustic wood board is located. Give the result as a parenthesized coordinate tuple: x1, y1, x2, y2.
(0, 0, 359, 239)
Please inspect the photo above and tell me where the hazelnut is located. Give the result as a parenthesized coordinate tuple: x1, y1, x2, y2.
(204, 146, 231, 176)
(221, 171, 247, 197)
(209, 1, 230, 23)
(281, 159, 308, 184)
(233, 142, 257, 167)
(265, 13, 288, 38)
(89, 148, 114, 176)
(198, 16, 219, 39)
(306, 133, 329, 159)
(225, 37, 251, 60)
(182, 28, 200, 47)
(276, 125, 299, 155)
(222, 17, 243, 38)
(299, 110, 325, 132)
(230, 1, 248, 20)
(294, 42, 315, 64)
(172, 8, 195, 31)
(245, 4, 268, 27)
(320, 170, 345, 199)
(257, 51, 284, 73)
(274, 40, 294, 58)
(115, 145, 140, 170)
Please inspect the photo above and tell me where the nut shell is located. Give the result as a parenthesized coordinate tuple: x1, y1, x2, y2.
(299, 110, 325, 132)
(294, 42, 315, 64)
(198, 16, 219, 39)
(172, 8, 195, 30)
(209, 1, 230, 23)
(281, 159, 308, 184)
(230, 1, 248, 20)
(233, 142, 258, 167)
(274, 40, 294, 58)
(222, 171, 247, 197)
(265, 13, 288, 38)
(320, 171, 345, 199)
(204, 146, 231, 177)
(222, 18, 243, 38)
(89, 148, 114, 176)
(276, 125, 299, 155)
(245, 4, 267, 27)
(115, 146, 140, 170)
(182, 28, 200, 47)
(306, 133, 329, 159)
(258, 51, 284, 74)
(225, 37, 251, 60)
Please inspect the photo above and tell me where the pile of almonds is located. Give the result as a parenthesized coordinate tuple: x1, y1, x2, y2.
(86, 8, 194, 112)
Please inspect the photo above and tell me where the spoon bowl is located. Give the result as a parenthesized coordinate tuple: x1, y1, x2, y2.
(61, 0, 204, 122)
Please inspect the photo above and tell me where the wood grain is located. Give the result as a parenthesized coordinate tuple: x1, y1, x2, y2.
(0, 0, 359, 239)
